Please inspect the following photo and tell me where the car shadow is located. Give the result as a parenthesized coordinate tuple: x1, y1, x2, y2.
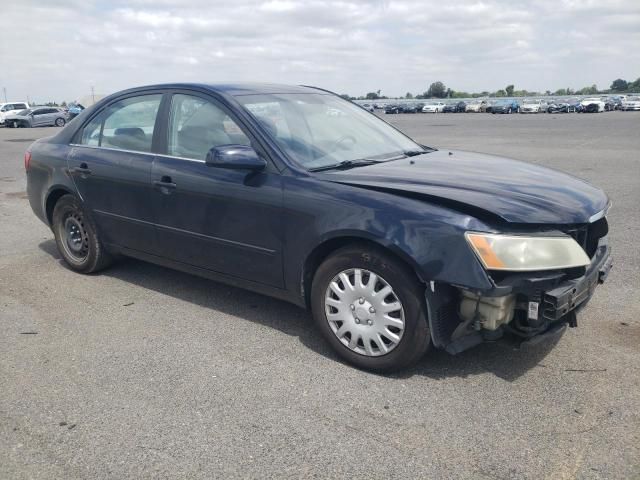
(39, 239, 560, 382)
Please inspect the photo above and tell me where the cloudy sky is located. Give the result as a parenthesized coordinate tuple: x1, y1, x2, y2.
(2, 0, 639, 102)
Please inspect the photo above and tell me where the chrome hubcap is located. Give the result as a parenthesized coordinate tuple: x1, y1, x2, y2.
(324, 268, 405, 357)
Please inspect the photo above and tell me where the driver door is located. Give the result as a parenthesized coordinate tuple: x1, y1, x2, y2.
(151, 92, 284, 287)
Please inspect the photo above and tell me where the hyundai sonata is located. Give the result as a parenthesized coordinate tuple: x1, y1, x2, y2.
(26, 83, 612, 371)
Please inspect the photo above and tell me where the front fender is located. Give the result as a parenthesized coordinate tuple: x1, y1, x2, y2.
(283, 176, 494, 302)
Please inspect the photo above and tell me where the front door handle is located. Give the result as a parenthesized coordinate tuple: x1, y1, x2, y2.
(153, 176, 177, 193)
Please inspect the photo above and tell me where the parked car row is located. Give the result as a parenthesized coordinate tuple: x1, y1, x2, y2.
(373, 95, 640, 115)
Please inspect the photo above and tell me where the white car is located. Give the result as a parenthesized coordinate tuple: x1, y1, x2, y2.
(422, 102, 446, 113)
(465, 100, 487, 112)
(520, 99, 548, 113)
(0, 101, 30, 125)
(621, 96, 640, 111)
(580, 97, 606, 112)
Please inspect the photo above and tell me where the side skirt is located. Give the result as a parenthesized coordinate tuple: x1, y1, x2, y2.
(106, 244, 307, 309)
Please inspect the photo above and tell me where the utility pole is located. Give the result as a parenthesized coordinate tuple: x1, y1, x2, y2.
(91, 85, 95, 104)
(2, 87, 6, 102)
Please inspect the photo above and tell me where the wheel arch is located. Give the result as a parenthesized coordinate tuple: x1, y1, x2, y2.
(45, 186, 76, 226)
(301, 234, 426, 309)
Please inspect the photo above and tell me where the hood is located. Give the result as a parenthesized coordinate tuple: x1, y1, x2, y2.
(319, 150, 609, 224)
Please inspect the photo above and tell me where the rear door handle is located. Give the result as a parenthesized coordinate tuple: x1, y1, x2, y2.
(69, 162, 92, 175)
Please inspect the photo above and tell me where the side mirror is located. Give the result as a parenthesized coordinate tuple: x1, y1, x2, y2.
(205, 144, 266, 170)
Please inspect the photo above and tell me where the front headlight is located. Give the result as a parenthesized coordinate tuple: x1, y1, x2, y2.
(465, 232, 591, 271)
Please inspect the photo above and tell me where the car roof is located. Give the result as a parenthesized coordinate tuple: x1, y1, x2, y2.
(118, 82, 325, 97)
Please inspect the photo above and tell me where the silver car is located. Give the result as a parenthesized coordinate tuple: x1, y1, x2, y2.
(4, 107, 68, 128)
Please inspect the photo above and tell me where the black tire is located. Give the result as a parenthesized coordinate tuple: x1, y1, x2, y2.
(52, 194, 113, 273)
(311, 244, 430, 372)
(55, 117, 66, 127)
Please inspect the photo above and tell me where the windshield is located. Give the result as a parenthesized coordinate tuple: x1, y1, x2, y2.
(236, 93, 423, 170)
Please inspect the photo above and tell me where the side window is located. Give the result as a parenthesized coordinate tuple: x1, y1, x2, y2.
(167, 94, 250, 160)
(16, 104, 27, 110)
(80, 114, 103, 146)
(33, 109, 45, 116)
(100, 95, 162, 153)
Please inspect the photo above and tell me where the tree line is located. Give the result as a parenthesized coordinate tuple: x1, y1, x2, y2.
(345, 77, 640, 100)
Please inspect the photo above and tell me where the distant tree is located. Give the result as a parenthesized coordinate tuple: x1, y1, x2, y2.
(505, 85, 514, 96)
(365, 92, 379, 100)
(405, 92, 413, 99)
(61, 101, 67, 107)
(426, 81, 447, 98)
(545, 90, 552, 96)
(495, 89, 506, 97)
(566, 87, 574, 95)
(629, 77, 640, 92)
(576, 84, 598, 95)
(610, 79, 628, 92)
(554, 88, 567, 96)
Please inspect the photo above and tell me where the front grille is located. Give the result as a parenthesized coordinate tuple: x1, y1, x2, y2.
(564, 217, 608, 258)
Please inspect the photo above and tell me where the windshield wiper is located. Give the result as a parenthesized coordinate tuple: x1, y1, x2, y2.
(403, 147, 435, 157)
(308, 159, 380, 172)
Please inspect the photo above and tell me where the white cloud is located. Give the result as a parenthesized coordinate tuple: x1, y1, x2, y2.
(0, 0, 638, 102)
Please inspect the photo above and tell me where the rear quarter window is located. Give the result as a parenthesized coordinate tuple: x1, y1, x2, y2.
(78, 94, 162, 152)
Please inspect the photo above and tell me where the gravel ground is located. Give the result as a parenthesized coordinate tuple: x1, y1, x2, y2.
(1, 112, 639, 479)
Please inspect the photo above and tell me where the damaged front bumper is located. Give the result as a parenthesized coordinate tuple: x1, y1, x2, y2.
(427, 243, 612, 354)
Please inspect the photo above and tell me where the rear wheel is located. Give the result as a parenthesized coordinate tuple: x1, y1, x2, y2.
(52, 194, 113, 273)
(311, 245, 430, 372)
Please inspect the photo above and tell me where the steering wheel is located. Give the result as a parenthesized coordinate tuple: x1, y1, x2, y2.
(326, 135, 356, 153)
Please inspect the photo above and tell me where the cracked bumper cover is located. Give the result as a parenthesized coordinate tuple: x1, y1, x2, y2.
(541, 245, 612, 321)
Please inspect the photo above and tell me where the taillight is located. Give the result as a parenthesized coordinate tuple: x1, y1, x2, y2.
(24, 150, 32, 171)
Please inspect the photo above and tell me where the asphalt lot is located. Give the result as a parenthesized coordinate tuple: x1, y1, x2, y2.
(1, 112, 639, 479)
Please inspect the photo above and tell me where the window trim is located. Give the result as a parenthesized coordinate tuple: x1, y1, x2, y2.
(163, 92, 252, 162)
(153, 89, 281, 174)
(68, 87, 287, 174)
(72, 91, 168, 153)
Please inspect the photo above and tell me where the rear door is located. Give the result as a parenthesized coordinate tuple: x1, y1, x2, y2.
(42, 108, 57, 125)
(150, 92, 284, 287)
(68, 93, 164, 253)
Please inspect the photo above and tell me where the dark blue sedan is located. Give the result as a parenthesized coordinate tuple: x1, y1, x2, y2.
(490, 98, 521, 114)
(25, 83, 612, 371)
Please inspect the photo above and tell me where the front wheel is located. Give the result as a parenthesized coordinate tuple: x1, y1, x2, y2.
(55, 117, 66, 127)
(311, 245, 430, 372)
(52, 194, 114, 273)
